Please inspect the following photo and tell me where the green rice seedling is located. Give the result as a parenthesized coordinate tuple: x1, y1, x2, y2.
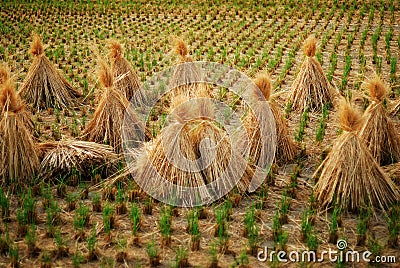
(115, 238, 128, 263)
(272, 210, 282, 242)
(115, 186, 127, 215)
(40, 250, 52, 268)
(9, 242, 19, 268)
(306, 228, 319, 258)
(159, 206, 172, 246)
(243, 204, 256, 238)
(316, 104, 329, 142)
(187, 209, 200, 251)
(356, 207, 371, 246)
(295, 108, 308, 142)
(66, 192, 79, 211)
(386, 205, 399, 248)
(279, 191, 291, 224)
(91, 192, 101, 212)
(146, 238, 160, 267)
(209, 241, 218, 268)
(285, 101, 292, 119)
(86, 227, 98, 261)
(276, 230, 289, 252)
(173, 246, 189, 268)
(367, 237, 382, 266)
(214, 206, 228, 239)
(103, 202, 115, 236)
(143, 196, 153, 215)
(74, 203, 90, 238)
(54, 228, 68, 258)
(45, 199, 61, 237)
(25, 224, 39, 256)
(329, 203, 341, 244)
(0, 187, 10, 220)
(73, 249, 83, 268)
(390, 57, 397, 85)
(130, 203, 141, 244)
(22, 188, 37, 225)
(301, 209, 311, 242)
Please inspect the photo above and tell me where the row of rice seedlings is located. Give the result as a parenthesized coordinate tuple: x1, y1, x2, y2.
(187, 209, 200, 251)
(328, 200, 343, 244)
(356, 206, 371, 246)
(316, 104, 329, 142)
(243, 203, 258, 256)
(295, 107, 309, 142)
(341, 55, 352, 97)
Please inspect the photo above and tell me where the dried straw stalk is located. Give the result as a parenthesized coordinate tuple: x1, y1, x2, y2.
(38, 139, 117, 180)
(0, 79, 39, 188)
(83, 61, 149, 153)
(109, 40, 145, 104)
(289, 36, 334, 112)
(359, 78, 400, 165)
(314, 100, 400, 211)
(19, 34, 81, 110)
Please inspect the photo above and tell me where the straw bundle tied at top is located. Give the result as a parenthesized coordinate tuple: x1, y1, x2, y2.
(314, 100, 400, 211)
(19, 34, 81, 110)
(289, 36, 334, 112)
(0, 79, 39, 188)
(359, 78, 400, 165)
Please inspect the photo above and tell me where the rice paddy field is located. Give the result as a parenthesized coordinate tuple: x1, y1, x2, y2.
(0, 0, 400, 267)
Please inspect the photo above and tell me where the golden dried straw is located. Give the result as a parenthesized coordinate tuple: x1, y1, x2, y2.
(169, 39, 208, 98)
(245, 72, 297, 165)
(109, 39, 144, 104)
(359, 78, 400, 165)
(38, 139, 117, 180)
(289, 36, 334, 112)
(19, 33, 81, 110)
(83, 61, 150, 154)
(313, 100, 400, 211)
(0, 79, 39, 188)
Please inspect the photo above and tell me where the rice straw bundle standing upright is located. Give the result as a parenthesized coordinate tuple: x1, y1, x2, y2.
(0, 65, 34, 133)
(246, 72, 297, 165)
(289, 36, 334, 112)
(359, 78, 400, 165)
(108, 40, 145, 104)
(129, 100, 208, 206)
(0, 79, 39, 189)
(19, 34, 81, 110)
(313, 100, 400, 211)
(169, 39, 208, 98)
(83, 61, 150, 154)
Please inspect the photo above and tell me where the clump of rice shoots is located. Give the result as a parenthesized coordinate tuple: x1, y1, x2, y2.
(246, 72, 297, 164)
(19, 34, 81, 110)
(83, 61, 150, 153)
(169, 39, 208, 98)
(0, 79, 39, 189)
(38, 140, 117, 181)
(359, 78, 400, 165)
(313, 100, 400, 211)
(108, 40, 145, 104)
(289, 36, 334, 112)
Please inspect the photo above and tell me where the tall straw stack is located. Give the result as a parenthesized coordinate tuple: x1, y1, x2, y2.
(108, 40, 145, 104)
(245, 72, 297, 164)
(289, 36, 334, 112)
(0, 79, 39, 189)
(313, 100, 400, 211)
(359, 78, 400, 165)
(19, 34, 81, 110)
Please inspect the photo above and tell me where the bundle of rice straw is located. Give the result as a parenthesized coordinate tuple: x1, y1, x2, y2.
(0, 64, 10, 85)
(313, 100, 400, 211)
(0, 65, 34, 133)
(0, 79, 39, 189)
(19, 34, 81, 110)
(108, 40, 145, 104)
(359, 78, 400, 165)
(83, 61, 150, 153)
(38, 140, 117, 181)
(289, 36, 334, 112)
(245, 72, 297, 164)
(169, 39, 208, 98)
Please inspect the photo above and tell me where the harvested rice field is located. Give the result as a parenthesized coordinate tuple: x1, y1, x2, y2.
(0, 1, 400, 267)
